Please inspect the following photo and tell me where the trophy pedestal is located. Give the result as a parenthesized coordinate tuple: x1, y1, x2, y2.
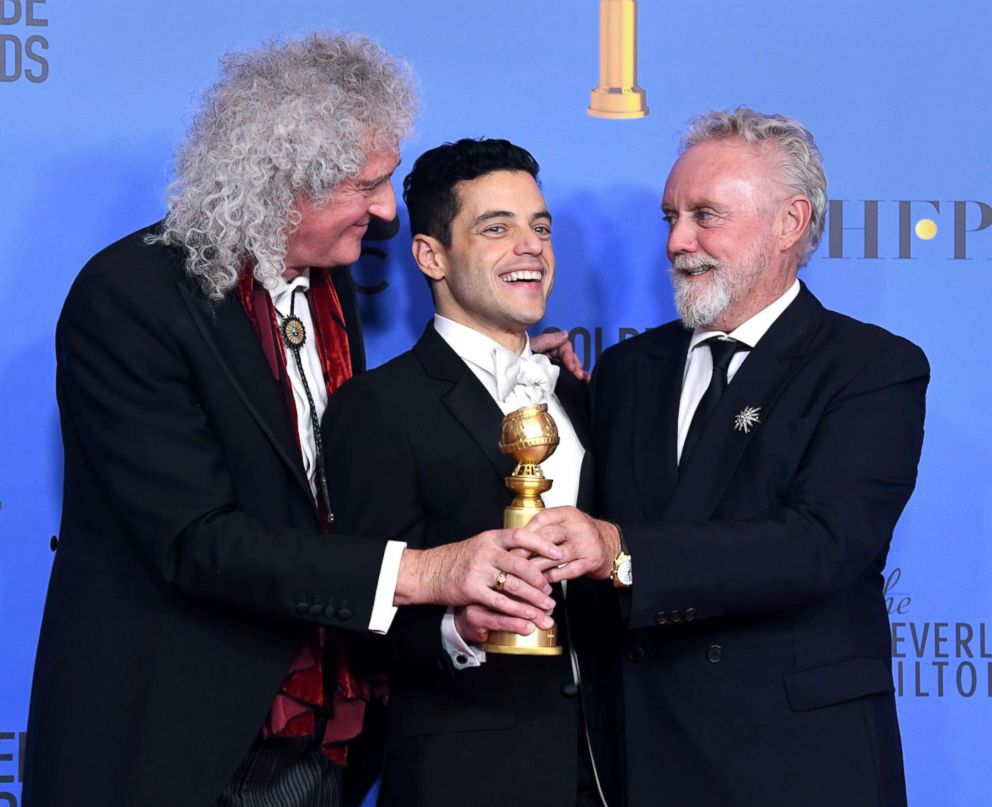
(588, 0, 649, 119)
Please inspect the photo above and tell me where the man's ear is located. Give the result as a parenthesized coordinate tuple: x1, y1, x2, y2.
(411, 234, 447, 282)
(778, 195, 812, 253)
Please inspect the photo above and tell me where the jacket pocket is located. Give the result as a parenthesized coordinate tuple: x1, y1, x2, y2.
(784, 655, 893, 712)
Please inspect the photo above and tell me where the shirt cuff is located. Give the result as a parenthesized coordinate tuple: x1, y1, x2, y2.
(441, 607, 487, 669)
(368, 540, 406, 634)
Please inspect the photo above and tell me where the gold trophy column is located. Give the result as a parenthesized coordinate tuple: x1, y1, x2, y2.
(588, 0, 649, 119)
(483, 404, 564, 656)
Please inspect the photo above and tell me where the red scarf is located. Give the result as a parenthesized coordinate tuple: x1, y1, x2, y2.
(237, 267, 382, 765)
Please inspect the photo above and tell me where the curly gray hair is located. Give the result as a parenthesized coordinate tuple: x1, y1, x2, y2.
(150, 32, 417, 299)
(680, 106, 827, 268)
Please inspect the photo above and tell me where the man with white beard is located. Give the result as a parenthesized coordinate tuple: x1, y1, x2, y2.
(526, 107, 929, 807)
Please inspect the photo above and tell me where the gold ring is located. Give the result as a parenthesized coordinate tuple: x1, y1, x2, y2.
(494, 571, 508, 592)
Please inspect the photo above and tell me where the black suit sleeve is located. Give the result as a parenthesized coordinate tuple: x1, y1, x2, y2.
(324, 372, 465, 676)
(323, 374, 428, 546)
(56, 268, 386, 626)
(597, 337, 929, 631)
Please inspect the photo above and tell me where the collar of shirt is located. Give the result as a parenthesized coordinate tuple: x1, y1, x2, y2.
(433, 314, 537, 393)
(269, 270, 312, 313)
(677, 279, 800, 460)
(432, 315, 582, 513)
(688, 278, 801, 355)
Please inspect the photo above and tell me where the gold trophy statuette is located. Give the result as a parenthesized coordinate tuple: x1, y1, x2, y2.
(588, 0, 649, 119)
(483, 404, 564, 656)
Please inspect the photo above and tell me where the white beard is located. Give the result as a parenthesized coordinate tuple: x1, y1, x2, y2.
(668, 244, 771, 329)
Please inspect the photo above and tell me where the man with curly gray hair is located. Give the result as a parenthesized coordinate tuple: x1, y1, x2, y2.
(25, 33, 569, 807)
(528, 107, 927, 806)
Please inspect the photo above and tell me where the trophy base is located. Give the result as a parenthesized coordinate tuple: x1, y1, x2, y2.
(588, 86, 649, 119)
(483, 625, 564, 656)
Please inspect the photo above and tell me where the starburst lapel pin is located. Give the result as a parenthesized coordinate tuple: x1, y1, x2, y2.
(733, 406, 761, 434)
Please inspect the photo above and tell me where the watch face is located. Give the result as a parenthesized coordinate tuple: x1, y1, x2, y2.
(617, 559, 633, 586)
(612, 554, 633, 587)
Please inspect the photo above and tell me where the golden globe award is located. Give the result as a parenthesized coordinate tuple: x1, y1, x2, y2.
(483, 404, 564, 656)
(588, 0, 649, 119)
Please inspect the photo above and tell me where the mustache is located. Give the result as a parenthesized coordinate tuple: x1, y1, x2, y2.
(671, 253, 723, 273)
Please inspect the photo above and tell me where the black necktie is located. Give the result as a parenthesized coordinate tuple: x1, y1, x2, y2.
(680, 337, 749, 470)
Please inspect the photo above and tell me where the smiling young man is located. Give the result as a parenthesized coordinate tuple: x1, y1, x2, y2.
(413, 167, 554, 350)
(322, 138, 618, 807)
(528, 108, 929, 807)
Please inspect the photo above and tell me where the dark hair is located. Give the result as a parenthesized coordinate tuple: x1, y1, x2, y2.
(402, 138, 540, 247)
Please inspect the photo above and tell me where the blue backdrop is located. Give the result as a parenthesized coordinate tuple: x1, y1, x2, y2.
(2, 1, 990, 803)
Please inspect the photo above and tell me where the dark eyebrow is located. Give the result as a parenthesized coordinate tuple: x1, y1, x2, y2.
(472, 209, 553, 226)
(472, 210, 515, 226)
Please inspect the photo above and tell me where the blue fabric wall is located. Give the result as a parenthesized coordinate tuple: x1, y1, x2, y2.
(2, 2, 989, 803)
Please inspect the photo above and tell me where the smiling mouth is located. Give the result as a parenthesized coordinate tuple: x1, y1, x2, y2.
(672, 256, 718, 278)
(500, 269, 543, 283)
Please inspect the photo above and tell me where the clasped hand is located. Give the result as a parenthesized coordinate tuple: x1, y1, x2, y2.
(450, 508, 619, 643)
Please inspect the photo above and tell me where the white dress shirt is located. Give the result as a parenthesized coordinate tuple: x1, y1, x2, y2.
(269, 271, 402, 635)
(433, 315, 585, 668)
(677, 280, 801, 462)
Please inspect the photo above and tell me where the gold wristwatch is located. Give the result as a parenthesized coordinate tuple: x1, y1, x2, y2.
(609, 524, 632, 588)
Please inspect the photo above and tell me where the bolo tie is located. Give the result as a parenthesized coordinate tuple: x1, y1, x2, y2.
(275, 286, 335, 526)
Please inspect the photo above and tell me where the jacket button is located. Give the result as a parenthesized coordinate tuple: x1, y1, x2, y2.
(324, 603, 337, 619)
(50, 535, 59, 551)
(295, 600, 310, 615)
(309, 603, 323, 617)
(655, 611, 669, 625)
(706, 645, 723, 663)
(685, 608, 696, 622)
(337, 600, 353, 621)
(627, 644, 645, 662)
(670, 609, 683, 623)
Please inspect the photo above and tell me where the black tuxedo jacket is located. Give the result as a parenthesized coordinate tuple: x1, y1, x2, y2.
(323, 324, 621, 807)
(592, 284, 928, 807)
(25, 226, 389, 807)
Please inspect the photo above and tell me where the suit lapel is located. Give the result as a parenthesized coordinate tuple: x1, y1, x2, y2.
(177, 280, 314, 506)
(413, 324, 516, 482)
(633, 325, 690, 520)
(555, 371, 591, 449)
(330, 266, 366, 374)
(663, 284, 823, 522)
(554, 369, 593, 509)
